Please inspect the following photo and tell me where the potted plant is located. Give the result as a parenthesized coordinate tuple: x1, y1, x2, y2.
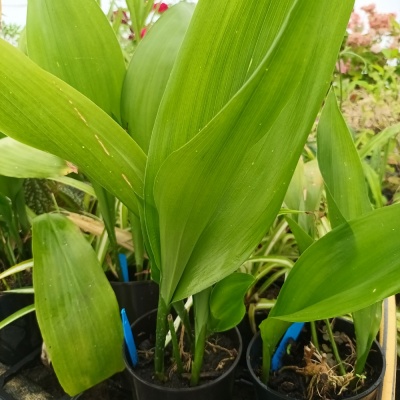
(246, 88, 400, 399)
(0, 0, 360, 397)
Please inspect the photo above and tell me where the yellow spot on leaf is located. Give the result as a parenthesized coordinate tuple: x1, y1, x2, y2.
(122, 174, 132, 188)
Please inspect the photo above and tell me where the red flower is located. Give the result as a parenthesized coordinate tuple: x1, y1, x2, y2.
(140, 28, 147, 38)
(153, 3, 169, 13)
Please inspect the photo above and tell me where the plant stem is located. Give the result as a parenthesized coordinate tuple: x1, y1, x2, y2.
(168, 314, 183, 375)
(154, 296, 170, 381)
(190, 323, 207, 386)
(310, 321, 320, 351)
(129, 212, 144, 279)
(324, 319, 346, 376)
(173, 300, 194, 352)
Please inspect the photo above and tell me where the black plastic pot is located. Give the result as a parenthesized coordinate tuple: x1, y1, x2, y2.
(109, 278, 159, 323)
(123, 309, 243, 400)
(247, 319, 385, 400)
(0, 293, 41, 365)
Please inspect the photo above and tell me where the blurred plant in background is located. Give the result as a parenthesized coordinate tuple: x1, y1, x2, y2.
(0, 22, 21, 46)
(336, 4, 399, 131)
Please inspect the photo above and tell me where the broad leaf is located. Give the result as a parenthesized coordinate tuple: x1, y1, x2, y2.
(0, 137, 72, 178)
(0, 39, 145, 215)
(33, 214, 124, 395)
(27, 0, 128, 248)
(146, 0, 353, 303)
(27, 0, 126, 121)
(269, 204, 400, 322)
(317, 90, 371, 226)
(121, 3, 195, 152)
(208, 273, 254, 333)
(317, 88, 379, 374)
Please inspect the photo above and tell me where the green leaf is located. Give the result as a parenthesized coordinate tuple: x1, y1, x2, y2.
(0, 137, 73, 178)
(146, 0, 353, 303)
(358, 123, 400, 159)
(285, 217, 314, 254)
(285, 158, 323, 236)
(125, 0, 152, 44)
(362, 162, 384, 208)
(317, 88, 379, 374)
(208, 273, 254, 332)
(269, 204, 400, 322)
(317, 89, 371, 227)
(353, 302, 382, 374)
(121, 3, 195, 152)
(0, 304, 35, 330)
(0, 193, 22, 247)
(32, 214, 124, 395)
(0, 176, 29, 232)
(0, 259, 33, 280)
(27, 0, 126, 121)
(0, 39, 145, 215)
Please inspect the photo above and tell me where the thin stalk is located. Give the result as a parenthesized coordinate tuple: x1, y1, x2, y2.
(190, 324, 207, 386)
(168, 314, 183, 375)
(154, 296, 170, 381)
(338, 56, 343, 110)
(324, 319, 346, 376)
(129, 212, 144, 279)
(172, 300, 194, 351)
(310, 321, 320, 351)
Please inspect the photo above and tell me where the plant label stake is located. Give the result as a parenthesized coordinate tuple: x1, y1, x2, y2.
(271, 322, 305, 371)
(121, 308, 138, 367)
(118, 253, 129, 283)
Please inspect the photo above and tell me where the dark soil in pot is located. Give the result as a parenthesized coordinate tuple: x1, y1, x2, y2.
(124, 309, 243, 400)
(247, 318, 385, 400)
(133, 329, 238, 389)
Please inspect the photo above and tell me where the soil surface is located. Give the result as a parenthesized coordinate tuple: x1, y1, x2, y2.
(132, 330, 238, 389)
(255, 319, 383, 400)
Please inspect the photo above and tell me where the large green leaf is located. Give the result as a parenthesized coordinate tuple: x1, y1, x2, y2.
(0, 137, 72, 178)
(317, 89, 379, 374)
(0, 39, 145, 214)
(269, 204, 400, 322)
(27, 0, 125, 121)
(144, 0, 295, 269)
(121, 3, 195, 152)
(27, 0, 128, 248)
(33, 214, 124, 395)
(146, 0, 353, 303)
(317, 90, 371, 226)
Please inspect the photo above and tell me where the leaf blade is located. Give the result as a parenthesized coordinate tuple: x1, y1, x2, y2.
(33, 214, 124, 395)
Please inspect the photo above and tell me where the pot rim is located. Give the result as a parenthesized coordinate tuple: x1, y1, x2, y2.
(246, 321, 386, 400)
(123, 308, 243, 393)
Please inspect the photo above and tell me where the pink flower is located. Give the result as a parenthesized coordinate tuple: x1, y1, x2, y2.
(336, 59, 350, 74)
(361, 4, 376, 14)
(153, 3, 169, 13)
(368, 13, 395, 34)
(140, 28, 147, 38)
(347, 32, 373, 48)
(348, 12, 362, 31)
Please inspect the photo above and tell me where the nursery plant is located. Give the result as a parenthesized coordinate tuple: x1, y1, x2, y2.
(2, 0, 399, 396)
(256, 88, 400, 398)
